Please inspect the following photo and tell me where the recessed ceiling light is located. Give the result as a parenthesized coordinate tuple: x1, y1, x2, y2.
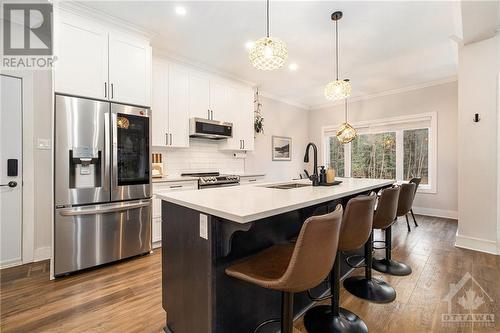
(175, 6, 187, 16)
(289, 63, 298, 71)
(245, 41, 255, 50)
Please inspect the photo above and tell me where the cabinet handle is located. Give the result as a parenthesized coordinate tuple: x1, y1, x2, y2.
(111, 83, 114, 99)
(243, 140, 245, 150)
(169, 134, 172, 145)
(248, 179, 257, 182)
(165, 133, 168, 146)
(208, 110, 210, 119)
(211, 110, 214, 120)
(169, 185, 182, 189)
(104, 82, 107, 98)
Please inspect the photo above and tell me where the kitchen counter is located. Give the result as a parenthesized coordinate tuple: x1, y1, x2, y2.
(160, 177, 394, 333)
(156, 177, 394, 223)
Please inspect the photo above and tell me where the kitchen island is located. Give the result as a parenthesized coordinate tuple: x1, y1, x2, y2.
(157, 178, 394, 333)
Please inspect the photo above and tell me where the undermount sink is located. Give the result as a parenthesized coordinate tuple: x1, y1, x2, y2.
(264, 183, 311, 189)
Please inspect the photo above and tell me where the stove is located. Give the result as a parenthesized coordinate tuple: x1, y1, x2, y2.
(181, 172, 240, 189)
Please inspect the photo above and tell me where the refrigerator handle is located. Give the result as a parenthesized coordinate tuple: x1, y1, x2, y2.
(103, 111, 111, 192)
(111, 111, 118, 192)
(58, 201, 150, 216)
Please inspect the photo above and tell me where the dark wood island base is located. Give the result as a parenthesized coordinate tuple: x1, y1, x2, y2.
(161, 183, 391, 333)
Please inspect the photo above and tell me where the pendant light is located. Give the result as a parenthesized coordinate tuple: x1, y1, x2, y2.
(249, 0, 288, 70)
(336, 95, 357, 144)
(325, 11, 351, 101)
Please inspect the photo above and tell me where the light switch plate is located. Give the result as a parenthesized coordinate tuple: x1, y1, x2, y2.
(37, 138, 51, 150)
(199, 214, 208, 240)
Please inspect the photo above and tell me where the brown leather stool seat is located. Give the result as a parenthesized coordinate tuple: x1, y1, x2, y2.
(397, 182, 417, 232)
(342, 188, 397, 303)
(304, 194, 377, 333)
(226, 205, 343, 333)
(372, 186, 412, 276)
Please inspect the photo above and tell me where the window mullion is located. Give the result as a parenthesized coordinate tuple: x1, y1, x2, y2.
(396, 130, 404, 181)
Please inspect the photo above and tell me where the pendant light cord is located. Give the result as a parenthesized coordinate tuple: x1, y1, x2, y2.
(335, 19, 339, 81)
(266, 0, 270, 38)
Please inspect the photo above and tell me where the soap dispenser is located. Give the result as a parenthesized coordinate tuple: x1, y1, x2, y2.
(319, 166, 327, 184)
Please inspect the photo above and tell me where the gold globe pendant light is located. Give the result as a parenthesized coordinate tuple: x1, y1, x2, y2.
(249, 0, 288, 71)
(325, 11, 351, 101)
(337, 96, 357, 144)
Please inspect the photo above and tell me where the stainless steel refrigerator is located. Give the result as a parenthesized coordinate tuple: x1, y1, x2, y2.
(54, 95, 152, 276)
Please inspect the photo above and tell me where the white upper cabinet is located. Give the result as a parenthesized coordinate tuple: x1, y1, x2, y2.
(54, 10, 152, 106)
(54, 13, 108, 100)
(188, 72, 211, 120)
(151, 59, 190, 148)
(108, 32, 152, 107)
(152, 58, 168, 147)
(167, 65, 190, 148)
(209, 80, 230, 121)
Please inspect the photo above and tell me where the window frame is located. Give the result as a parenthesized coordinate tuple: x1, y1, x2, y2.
(322, 112, 437, 193)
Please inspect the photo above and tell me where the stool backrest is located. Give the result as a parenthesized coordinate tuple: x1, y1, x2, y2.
(409, 177, 421, 194)
(338, 193, 377, 252)
(397, 183, 417, 216)
(373, 186, 401, 230)
(280, 205, 343, 292)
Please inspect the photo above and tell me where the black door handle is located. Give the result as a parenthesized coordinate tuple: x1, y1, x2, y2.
(0, 181, 17, 188)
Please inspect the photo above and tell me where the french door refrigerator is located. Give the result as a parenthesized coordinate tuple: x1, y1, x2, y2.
(54, 95, 152, 276)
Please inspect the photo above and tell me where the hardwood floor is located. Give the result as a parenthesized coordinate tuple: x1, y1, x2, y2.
(1, 215, 498, 333)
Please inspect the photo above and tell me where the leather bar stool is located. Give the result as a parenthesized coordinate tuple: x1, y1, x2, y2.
(372, 186, 412, 276)
(408, 177, 421, 227)
(342, 190, 397, 303)
(396, 182, 417, 232)
(304, 194, 377, 333)
(225, 205, 343, 333)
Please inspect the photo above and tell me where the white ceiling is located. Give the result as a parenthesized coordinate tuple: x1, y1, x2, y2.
(80, 1, 460, 109)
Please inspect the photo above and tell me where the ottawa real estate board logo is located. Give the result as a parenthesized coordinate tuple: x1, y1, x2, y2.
(2, 2, 54, 69)
(441, 272, 495, 328)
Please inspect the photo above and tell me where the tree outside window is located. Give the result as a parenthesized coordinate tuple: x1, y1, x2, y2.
(403, 128, 429, 184)
(328, 137, 345, 177)
(351, 132, 396, 179)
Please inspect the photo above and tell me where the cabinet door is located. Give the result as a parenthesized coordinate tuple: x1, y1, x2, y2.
(151, 59, 168, 147)
(168, 65, 190, 148)
(189, 72, 211, 120)
(109, 32, 152, 107)
(239, 89, 255, 151)
(54, 13, 108, 100)
(209, 80, 229, 121)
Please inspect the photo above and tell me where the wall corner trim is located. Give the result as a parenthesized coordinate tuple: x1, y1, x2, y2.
(455, 233, 498, 255)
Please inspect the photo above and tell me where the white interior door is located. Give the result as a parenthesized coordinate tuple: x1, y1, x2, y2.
(0, 75, 23, 267)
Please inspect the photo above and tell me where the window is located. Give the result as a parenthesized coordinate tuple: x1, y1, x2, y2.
(351, 132, 396, 180)
(323, 113, 436, 193)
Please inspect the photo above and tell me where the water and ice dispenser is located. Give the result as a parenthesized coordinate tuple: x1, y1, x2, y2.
(69, 147, 101, 189)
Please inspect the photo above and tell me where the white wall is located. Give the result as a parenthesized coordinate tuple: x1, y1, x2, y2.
(309, 81, 458, 218)
(456, 35, 499, 255)
(245, 96, 309, 181)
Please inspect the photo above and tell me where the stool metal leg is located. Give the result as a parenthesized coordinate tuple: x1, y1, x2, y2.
(303, 253, 368, 333)
(372, 226, 412, 276)
(410, 209, 418, 227)
(281, 292, 294, 333)
(343, 232, 396, 303)
(405, 214, 411, 232)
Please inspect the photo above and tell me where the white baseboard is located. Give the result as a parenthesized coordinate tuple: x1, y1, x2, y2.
(152, 241, 161, 249)
(455, 233, 498, 255)
(34, 246, 51, 262)
(0, 258, 23, 269)
(412, 207, 458, 219)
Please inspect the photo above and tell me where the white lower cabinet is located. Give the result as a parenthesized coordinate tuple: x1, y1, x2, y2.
(152, 180, 198, 246)
(239, 175, 265, 184)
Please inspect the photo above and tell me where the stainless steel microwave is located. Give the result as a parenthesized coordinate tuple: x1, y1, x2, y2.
(189, 118, 233, 140)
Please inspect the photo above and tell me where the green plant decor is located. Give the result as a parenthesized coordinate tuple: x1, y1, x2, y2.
(254, 89, 264, 135)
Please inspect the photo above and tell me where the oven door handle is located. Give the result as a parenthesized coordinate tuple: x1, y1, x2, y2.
(59, 202, 150, 216)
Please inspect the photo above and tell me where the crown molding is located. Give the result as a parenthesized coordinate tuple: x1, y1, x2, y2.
(54, 0, 156, 40)
(257, 90, 309, 110)
(310, 76, 458, 110)
(153, 47, 258, 89)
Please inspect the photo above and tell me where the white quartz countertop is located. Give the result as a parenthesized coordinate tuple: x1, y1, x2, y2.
(156, 177, 395, 224)
(152, 176, 199, 183)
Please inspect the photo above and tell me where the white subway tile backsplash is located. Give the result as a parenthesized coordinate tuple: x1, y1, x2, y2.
(153, 139, 245, 176)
